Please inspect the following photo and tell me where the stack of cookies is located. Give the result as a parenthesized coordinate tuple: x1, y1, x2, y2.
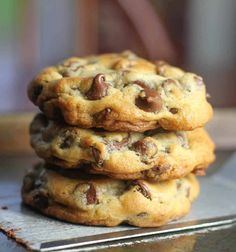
(22, 51, 215, 227)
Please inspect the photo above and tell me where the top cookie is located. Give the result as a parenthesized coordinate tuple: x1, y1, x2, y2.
(28, 51, 213, 132)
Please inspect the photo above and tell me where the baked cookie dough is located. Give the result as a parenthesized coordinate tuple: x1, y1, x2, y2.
(22, 164, 199, 227)
(28, 51, 213, 132)
(30, 114, 215, 181)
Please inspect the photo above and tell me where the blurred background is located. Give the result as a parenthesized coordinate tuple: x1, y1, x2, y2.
(1, 0, 236, 112)
(0, 0, 236, 152)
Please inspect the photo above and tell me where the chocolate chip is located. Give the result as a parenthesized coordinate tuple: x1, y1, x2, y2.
(113, 138, 129, 149)
(94, 108, 112, 122)
(164, 147, 171, 153)
(132, 180, 152, 200)
(1, 206, 8, 210)
(169, 108, 178, 114)
(91, 147, 103, 166)
(33, 193, 49, 209)
(86, 74, 108, 100)
(131, 139, 157, 159)
(74, 183, 98, 205)
(132, 140, 149, 155)
(60, 135, 74, 149)
(85, 183, 98, 204)
(153, 164, 170, 174)
(61, 70, 70, 77)
(32, 85, 43, 101)
(107, 135, 130, 151)
(143, 164, 171, 179)
(134, 81, 162, 112)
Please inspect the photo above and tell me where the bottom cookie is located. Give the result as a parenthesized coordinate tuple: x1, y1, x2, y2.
(22, 163, 199, 227)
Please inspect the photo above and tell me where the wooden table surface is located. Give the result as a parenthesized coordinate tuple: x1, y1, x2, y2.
(1, 152, 236, 252)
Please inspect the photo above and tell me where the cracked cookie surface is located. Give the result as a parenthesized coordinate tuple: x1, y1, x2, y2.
(22, 163, 199, 227)
(28, 51, 213, 132)
(30, 114, 215, 181)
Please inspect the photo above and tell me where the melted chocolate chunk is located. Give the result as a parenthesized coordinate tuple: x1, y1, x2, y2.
(169, 108, 178, 114)
(113, 138, 129, 149)
(132, 180, 152, 200)
(91, 147, 103, 166)
(85, 183, 98, 204)
(86, 74, 108, 100)
(75, 183, 98, 205)
(134, 81, 162, 112)
(107, 135, 130, 151)
(132, 139, 157, 158)
(143, 164, 171, 179)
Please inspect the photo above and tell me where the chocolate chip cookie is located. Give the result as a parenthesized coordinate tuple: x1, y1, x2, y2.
(28, 51, 213, 132)
(30, 114, 215, 181)
(22, 163, 199, 227)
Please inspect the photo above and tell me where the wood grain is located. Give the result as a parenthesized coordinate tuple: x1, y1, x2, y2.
(0, 113, 34, 154)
